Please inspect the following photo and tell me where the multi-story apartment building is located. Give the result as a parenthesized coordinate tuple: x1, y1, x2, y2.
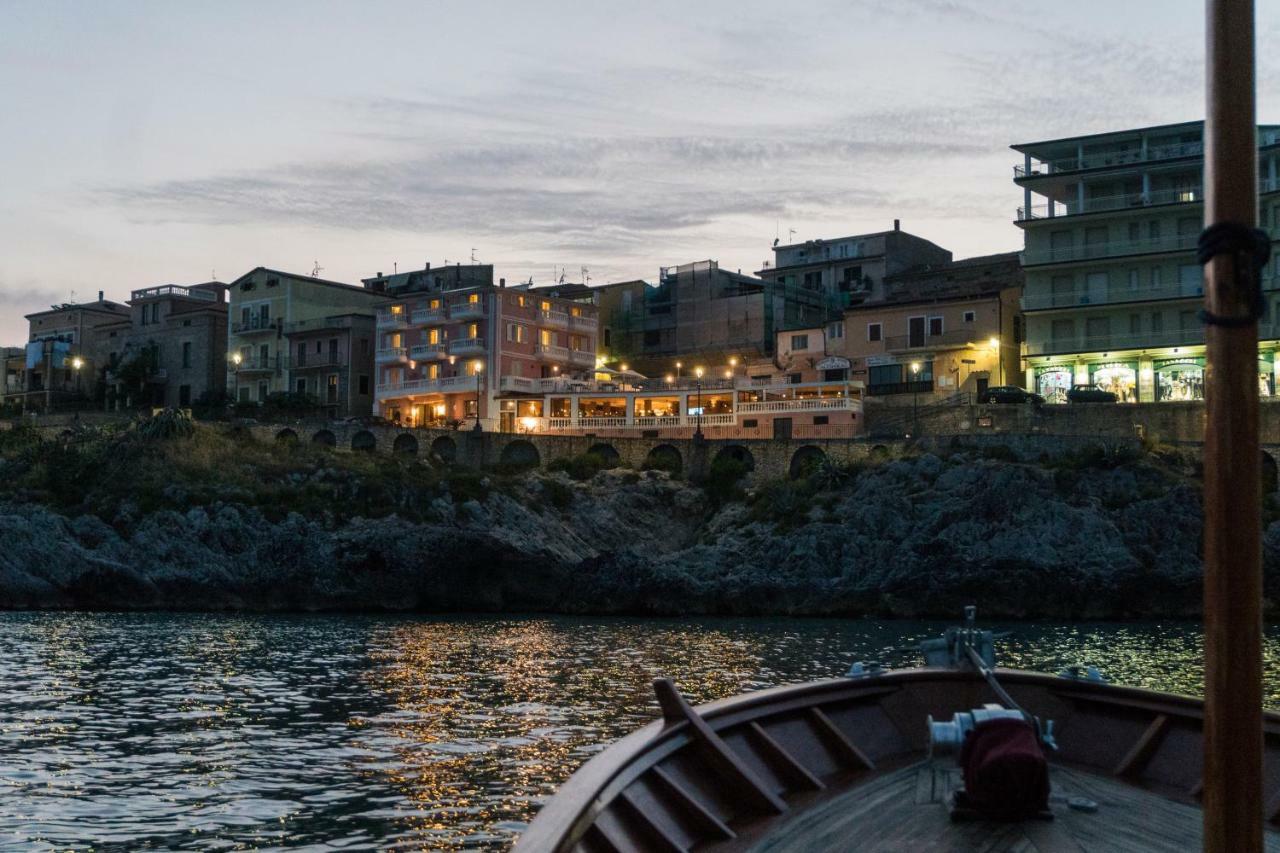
(593, 260, 828, 377)
(226, 267, 383, 408)
(99, 282, 228, 409)
(758, 222, 953, 306)
(1015, 121, 1280, 403)
(772, 254, 1022, 405)
(1, 347, 23, 408)
(20, 293, 130, 411)
(367, 265, 598, 430)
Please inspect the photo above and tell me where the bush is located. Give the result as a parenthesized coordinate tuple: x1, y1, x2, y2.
(136, 408, 196, 441)
(548, 452, 608, 481)
(749, 478, 817, 529)
(702, 456, 748, 506)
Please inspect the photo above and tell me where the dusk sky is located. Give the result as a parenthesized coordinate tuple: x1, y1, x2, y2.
(1, 0, 1277, 344)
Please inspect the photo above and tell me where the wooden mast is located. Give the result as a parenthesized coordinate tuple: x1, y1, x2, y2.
(1203, 0, 1263, 849)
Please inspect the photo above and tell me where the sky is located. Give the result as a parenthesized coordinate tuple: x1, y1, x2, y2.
(1, 0, 1278, 344)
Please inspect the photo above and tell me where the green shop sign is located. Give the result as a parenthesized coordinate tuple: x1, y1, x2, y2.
(1153, 357, 1205, 371)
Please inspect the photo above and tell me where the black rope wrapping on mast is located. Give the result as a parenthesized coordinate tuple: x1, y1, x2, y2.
(1197, 222, 1272, 327)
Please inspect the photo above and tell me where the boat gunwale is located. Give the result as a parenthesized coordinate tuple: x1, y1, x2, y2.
(515, 667, 1280, 852)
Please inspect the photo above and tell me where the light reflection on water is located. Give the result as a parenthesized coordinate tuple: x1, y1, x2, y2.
(0, 613, 1277, 850)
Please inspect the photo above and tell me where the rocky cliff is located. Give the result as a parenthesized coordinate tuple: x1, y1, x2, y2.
(2, 434, 1273, 617)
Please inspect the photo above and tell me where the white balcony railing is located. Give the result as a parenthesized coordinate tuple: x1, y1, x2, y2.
(568, 349, 595, 366)
(377, 375, 477, 398)
(409, 343, 449, 360)
(451, 302, 485, 320)
(736, 397, 853, 414)
(1022, 281, 1205, 311)
(1022, 233, 1200, 266)
(449, 337, 485, 355)
(375, 346, 408, 364)
(1014, 140, 1205, 178)
(411, 307, 446, 325)
(535, 343, 570, 360)
(540, 310, 570, 329)
(376, 311, 409, 330)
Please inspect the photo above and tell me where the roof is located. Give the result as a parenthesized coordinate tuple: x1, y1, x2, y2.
(228, 266, 375, 294)
(1011, 120, 1206, 154)
(24, 300, 130, 321)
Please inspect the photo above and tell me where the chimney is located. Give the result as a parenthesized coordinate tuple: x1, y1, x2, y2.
(425, 261, 431, 270)
(98, 290, 104, 302)
(376, 271, 383, 278)
(499, 278, 505, 288)
(893, 219, 901, 231)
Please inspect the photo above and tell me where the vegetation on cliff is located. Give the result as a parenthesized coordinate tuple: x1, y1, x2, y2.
(0, 415, 1276, 618)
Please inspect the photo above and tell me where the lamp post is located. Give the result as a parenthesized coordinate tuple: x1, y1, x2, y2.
(911, 361, 921, 435)
(989, 336, 1001, 385)
(231, 352, 242, 403)
(694, 366, 704, 438)
(71, 356, 83, 398)
(676, 361, 682, 382)
(472, 362, 484, 432)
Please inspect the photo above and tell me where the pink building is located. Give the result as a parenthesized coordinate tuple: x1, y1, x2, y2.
(366, 266, 598, 429)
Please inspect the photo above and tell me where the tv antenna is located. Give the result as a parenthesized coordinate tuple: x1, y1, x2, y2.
(470, 248, 478, 263)
(558, 267, 566, 285)
(581, 266, 591, 286)
(788, 228, 797, 243)
(311, 260, 323, 278)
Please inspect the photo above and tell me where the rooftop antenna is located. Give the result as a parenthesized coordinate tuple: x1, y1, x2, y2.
(788, 228, 797, 243)
(394, 262, 398, 274)
(69, 289, 77, 304)
(581, 266, 591, 286)
(311, 260, 323, 278)
(470, 248, 478, 263)
(558, 267, 566, 285)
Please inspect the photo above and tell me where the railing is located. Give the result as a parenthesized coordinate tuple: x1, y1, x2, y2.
(540, 310, 570, 329)
(1026, 327, 1207, 356)
(231, 317, 278, 334)
(283, 356, 344, 370)
(535, 343, 570, 360)
(131, 285, 218, 302)
(377, 375, 476, 398)
(375, 346, 408, 364)
(1014, 140, 1204, 178)
(1023, 281, 1204, 310)
(449, 337, 485, 354)
(375, 311, 409, 329)
(867, 380, 934, 396)
(883, 329, 978, 351)
(1022, 232, 1200, 265)
(737, 397, 853, 413)
(1017, 186, 1207, 221)
(229, 356, 280, 372)
(569, 312, 598, 327)
(411, 307, 446, 325)
(451, 302, 485, 320)
(569, 349, 595, 366)
(410, 343, 449, 360)
(282, 316, 363, 334)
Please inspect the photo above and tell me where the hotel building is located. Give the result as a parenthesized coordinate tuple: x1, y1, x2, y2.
(226, 267, 382, 412)
(1015, 121, 1280, 403)
(366, 265, 598, 430)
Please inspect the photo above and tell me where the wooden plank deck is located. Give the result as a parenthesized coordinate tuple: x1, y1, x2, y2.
(747, 762, 1280, 853)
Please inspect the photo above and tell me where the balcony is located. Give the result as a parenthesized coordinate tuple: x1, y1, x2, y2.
(449, 337, 485, 356)
(229, 356, 280, 374)
(736, 397, 854, 414)
(132, 284, 217, 302)
(377, 374, 476, 399)
(283, 355, 344, 370)
(1017, 187, 1207, 222)
(1027, 327, 1207, 357)
(231, 317, 278, 335)
(283, 316, 364, 335)
(569, 311, 598, 329)
(540, 310, 570, 329)
(376, 310, 409, 330)
(411, 306, 447, 325)
(883, 329, 978, 352)
(535, 343, 570, 361)
(569, 349, 595, 367)
(409, 343, 449, 361)
(375, 346, 408, 365)
(1023, 281, 1205, 311)
(451, 301, 485, 321)
(1022, 233, 1200, 266)
(1014, 140, 1204, 179)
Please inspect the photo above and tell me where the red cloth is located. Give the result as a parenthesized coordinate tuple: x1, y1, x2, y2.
(958, 717, 1050, 820)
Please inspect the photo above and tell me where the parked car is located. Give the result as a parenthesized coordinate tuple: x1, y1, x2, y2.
(981, 386, 1044, 405)
(1067, 383, 1119, 403)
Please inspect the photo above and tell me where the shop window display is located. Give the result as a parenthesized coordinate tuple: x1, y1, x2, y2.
(1091, 363, 1138, 403)
(1036, 367, 1074, 404)
(1154, 359, 1204, 402)
(1261, 360, 1276, 397)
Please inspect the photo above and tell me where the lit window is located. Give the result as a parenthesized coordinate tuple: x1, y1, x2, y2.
(468, 293, 479, 304)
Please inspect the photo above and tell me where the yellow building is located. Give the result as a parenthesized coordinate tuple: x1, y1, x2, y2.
(226, 268, 384, 405)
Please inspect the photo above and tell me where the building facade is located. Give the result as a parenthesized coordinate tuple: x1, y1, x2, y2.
(20, 294, 131, 411)
(1015, 121, 1280, 403)
(282, 313, 377, 418)
(368, 266, 599, 430)
(226, 267, 383, 408)
(758, 223, 953, 306)
(101, 282, 228, 409)
(769, 254, 1022, 405)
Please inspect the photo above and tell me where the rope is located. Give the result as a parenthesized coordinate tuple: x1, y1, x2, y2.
(1197, 222, 1272, 327)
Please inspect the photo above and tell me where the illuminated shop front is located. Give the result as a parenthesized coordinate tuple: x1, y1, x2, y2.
(1154, 358, 1204, 402)
(1035, 366, 1074, 404)
(1089, 361, 1138, 403)
(1261, 357, 1277, 397)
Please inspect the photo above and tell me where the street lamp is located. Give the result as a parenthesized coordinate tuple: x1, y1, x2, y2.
(694, 366, 705, 438)
(71, 356, 83, 397)
(911, 361, 922, 435)
(472, 361, 484, 432)
(988, 336, 1001, 384)
(231, 352, 242, 402)
(676, 361, 682, 381)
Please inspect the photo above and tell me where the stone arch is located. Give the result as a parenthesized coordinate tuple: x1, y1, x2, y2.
(275, 428, 298, 444)
(713, 444, 755, 472)
(643, 444, 683, 475)
(586, 442, 621, 469)
(430, 435, 457, 464)
(1264, 451, 1278, 494)
(311, 429, 336, 447)
(789, 445, 827, 480)
(393, 433, 419, 455)
(499, 439, 541, 471)
(351, 430, 377, 452)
